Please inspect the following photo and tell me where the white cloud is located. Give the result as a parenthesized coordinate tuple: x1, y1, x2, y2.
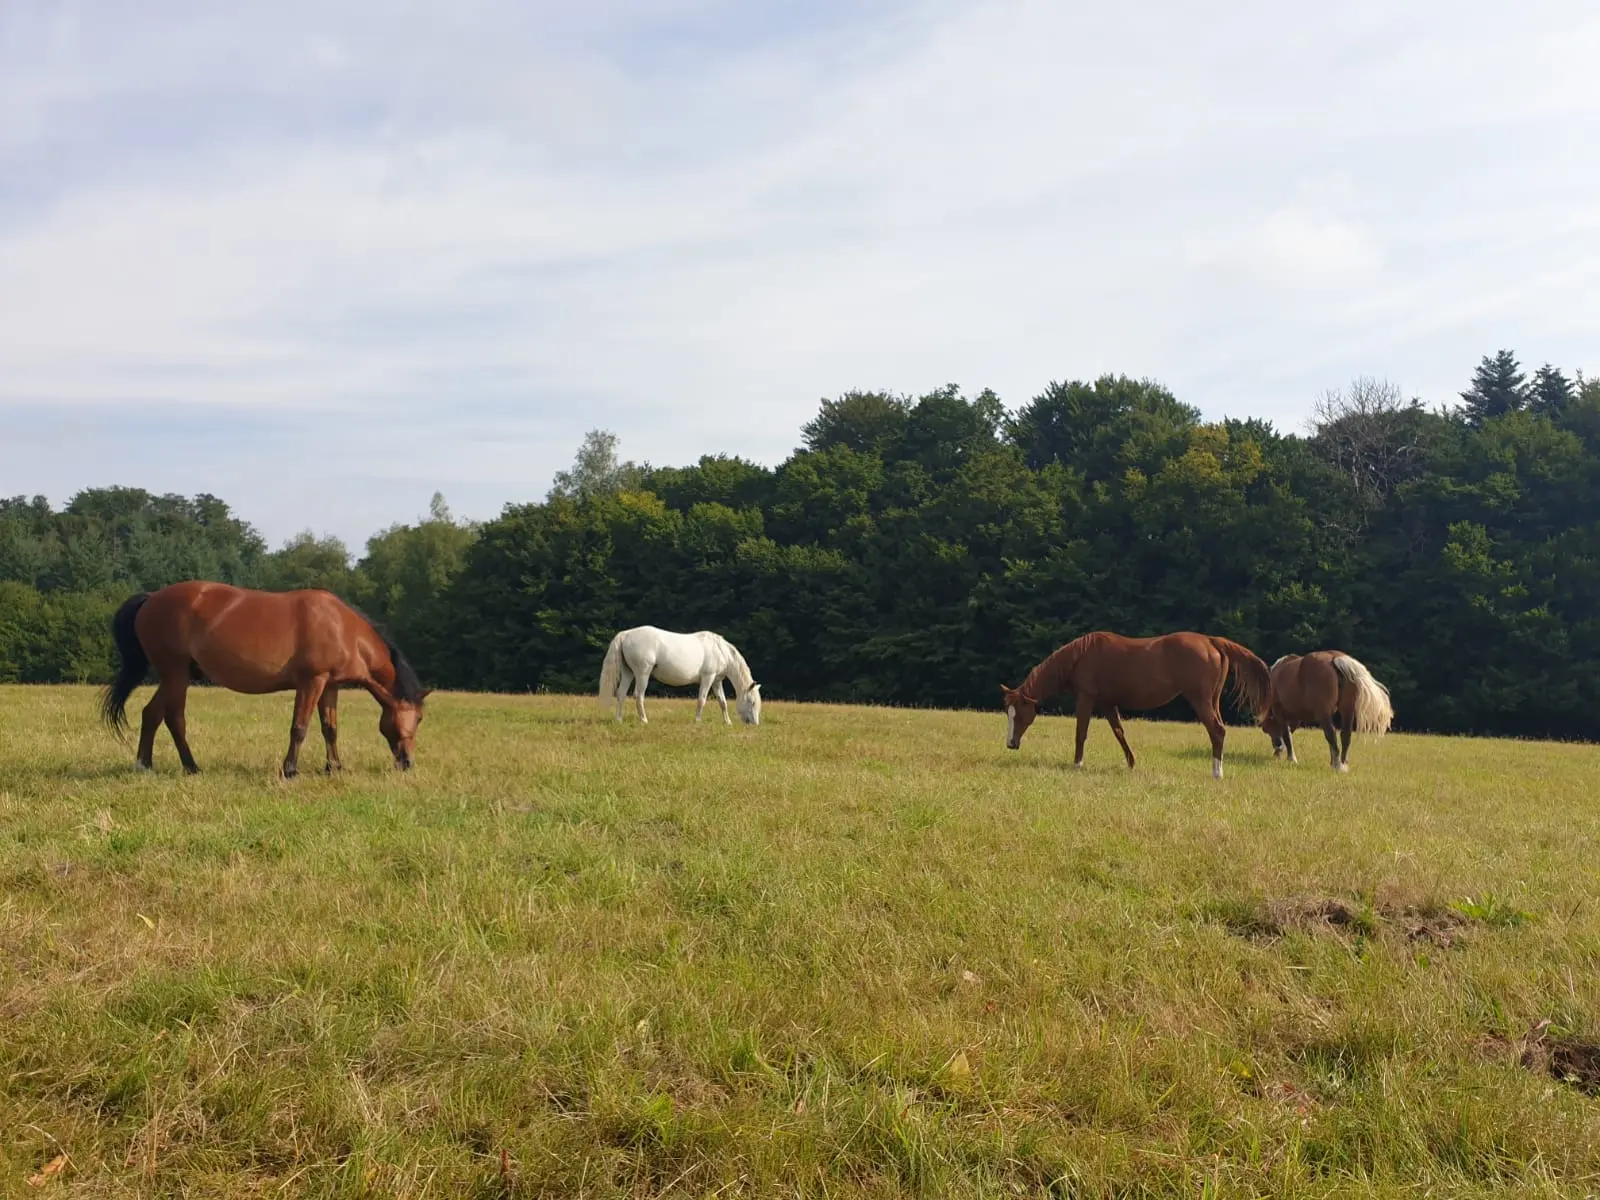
(2, 0, 1599, 542)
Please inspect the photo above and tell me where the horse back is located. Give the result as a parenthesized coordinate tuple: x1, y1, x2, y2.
(1073, 632, 1199, 708)
(1269, 651, 1343, 723)
(138, 581, 370, 687)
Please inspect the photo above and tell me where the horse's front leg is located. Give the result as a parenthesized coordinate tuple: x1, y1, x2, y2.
(318, 686, 343, 773)
(1282, 726, 1297, 764)
(1072, 695, 1094, 767)
(714, 678, 731, 725)
(283, 676, 329, 779)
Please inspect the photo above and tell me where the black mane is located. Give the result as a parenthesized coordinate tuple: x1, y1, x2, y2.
(352, 606, 426, 703)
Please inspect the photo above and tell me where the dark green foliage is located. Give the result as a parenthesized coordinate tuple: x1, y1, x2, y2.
(1459, 350, 1529, 427)
(1530, 364, 1575, 418)
(4, 357, 1599, 738)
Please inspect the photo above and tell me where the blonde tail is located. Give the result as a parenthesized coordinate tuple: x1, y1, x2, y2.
(598, 632, 625, 708)
(1332, 655, 1394, 736)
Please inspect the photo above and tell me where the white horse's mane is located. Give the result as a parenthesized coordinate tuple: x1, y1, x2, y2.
(701, 631, 755, 692)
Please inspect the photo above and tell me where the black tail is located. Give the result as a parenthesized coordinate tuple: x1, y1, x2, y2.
(101, 593, 151, 735)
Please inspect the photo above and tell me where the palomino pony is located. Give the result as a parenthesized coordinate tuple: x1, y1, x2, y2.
(1262, 650, 1393, 771)
(101, 581, 430, 777)
(599, 625, 761, 725)
(1001, 631, 1271, 778)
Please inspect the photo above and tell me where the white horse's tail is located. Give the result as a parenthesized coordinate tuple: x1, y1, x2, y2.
(1332, 654, 1394, 736)
(598, 631, 626, 707)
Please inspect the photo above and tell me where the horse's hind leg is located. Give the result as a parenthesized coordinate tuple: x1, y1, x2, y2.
(1189, 689, 1227, 779)
(1205, 714, 1227, 779)
(1282, 727, 1297, 764)
(614, 666, 634, 722)
(634, 669, 651, 724)
(1320, 717, 1344, 772)
(694, 676, 711, 723)
(1337, 705, 1354, 769)
(1105, 706, 1136, 769)
(134, 684, 167, 770)
(162, 678, 201, 775)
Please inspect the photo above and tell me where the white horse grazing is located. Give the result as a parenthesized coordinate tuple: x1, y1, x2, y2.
(598, 626, 762, 725)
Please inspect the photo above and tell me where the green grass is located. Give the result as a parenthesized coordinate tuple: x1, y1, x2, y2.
(3, 685, 1600, 1197)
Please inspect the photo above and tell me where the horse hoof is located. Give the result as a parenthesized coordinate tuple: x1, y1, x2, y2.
(282, 765, 298, 780)
(184, 765, 201, 776)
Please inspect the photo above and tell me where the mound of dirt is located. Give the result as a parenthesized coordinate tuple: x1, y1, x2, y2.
(1386, 905, 1469, 949)
(1517, 1020, 1600, 1095)
(1211, 896, 1375, 941)
(1209, 895, 1474, 948)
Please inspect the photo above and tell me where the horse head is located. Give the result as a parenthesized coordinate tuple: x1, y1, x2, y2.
(1000, 684, 1038, 750)
(379, 688, 432, 769)
(737, 682, 762, 726)
(1259, 707, 1287, 755)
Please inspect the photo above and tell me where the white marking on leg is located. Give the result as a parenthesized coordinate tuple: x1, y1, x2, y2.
(1336, 761, 1349, 773)
(1212, 758, 1224, 780)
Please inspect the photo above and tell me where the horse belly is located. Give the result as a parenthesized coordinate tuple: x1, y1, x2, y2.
(1089, 661, 1179, 712)
(638, 634, 705, 687)
(190, 597, 301, 692)
(1106, 682, 1182, 713)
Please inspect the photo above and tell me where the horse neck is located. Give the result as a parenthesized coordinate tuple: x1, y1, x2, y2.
(1022, 637, 1088, 703)
(718, 639, 753, 693)
(357, 623, 399, 706)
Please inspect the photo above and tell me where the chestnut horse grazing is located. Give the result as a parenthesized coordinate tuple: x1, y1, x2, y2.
(100, 581, 430, 777)
(1000, 631, 1271, 778)
(1262, 651, 1393, 772)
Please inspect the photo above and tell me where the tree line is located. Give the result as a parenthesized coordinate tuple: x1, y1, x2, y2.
(4, 349, 1597, 740)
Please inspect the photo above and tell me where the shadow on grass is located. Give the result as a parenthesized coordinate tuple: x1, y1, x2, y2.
(1170, 744, 1276, 767)
(14, 759, 413, 786)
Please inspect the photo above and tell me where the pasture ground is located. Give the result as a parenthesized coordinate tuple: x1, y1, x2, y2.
(2, 685, 1599, 1198)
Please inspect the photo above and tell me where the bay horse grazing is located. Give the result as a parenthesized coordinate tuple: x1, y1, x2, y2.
(1000, 631, 1271, 779)
(598, 625, 761, 725)
(1262, 651, 1393, 772)
(100, 581, 431, 777)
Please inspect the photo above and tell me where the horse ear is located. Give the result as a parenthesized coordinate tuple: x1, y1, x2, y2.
(418, 688, 434, 701)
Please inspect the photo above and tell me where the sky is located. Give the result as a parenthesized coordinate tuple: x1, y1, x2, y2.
(3, 0, 1599, 549)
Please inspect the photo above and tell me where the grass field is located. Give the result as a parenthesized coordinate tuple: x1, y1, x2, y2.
(3, 685, 1600, 1198)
